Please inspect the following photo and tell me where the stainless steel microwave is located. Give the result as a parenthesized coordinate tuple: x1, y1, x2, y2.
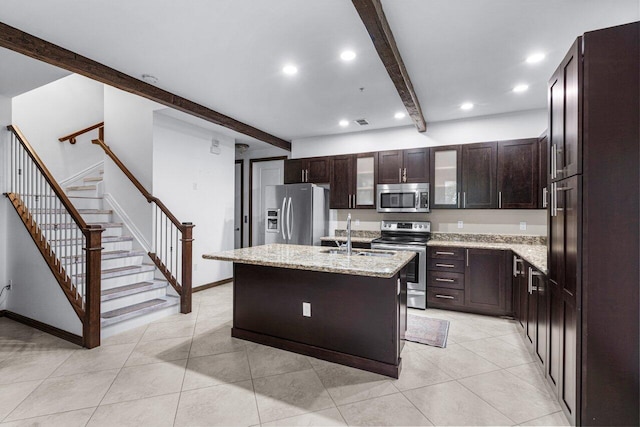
(376, 183, 430, 213)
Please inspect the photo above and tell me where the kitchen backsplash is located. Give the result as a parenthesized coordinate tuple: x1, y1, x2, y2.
(329, 208, 547, 236)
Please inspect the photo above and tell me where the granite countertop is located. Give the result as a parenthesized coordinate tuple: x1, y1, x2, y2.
(427, 236, 547, 274)
(203, 243, 415, 278)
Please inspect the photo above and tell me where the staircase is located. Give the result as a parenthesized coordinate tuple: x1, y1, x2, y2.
(64, 170, 180, 338)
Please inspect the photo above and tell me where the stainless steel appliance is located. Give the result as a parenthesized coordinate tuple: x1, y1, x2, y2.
(371, 220, 431, 309)
(264, 183, 329, 246)
(376, 183, 430, 213)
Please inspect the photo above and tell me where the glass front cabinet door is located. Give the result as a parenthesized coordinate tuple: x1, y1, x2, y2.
(355, 154, 376, 208)
(430, 146, 462, 209)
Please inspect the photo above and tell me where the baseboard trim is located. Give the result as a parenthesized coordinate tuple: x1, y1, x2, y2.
(194, 277, 233, 292)
(0, 310, 83, 347)
(58, 161, 104, 187)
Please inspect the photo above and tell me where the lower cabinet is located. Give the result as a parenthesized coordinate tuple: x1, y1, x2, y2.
(427, 246, 510, 316)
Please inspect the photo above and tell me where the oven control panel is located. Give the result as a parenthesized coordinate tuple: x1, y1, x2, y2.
(381, 220, 431, 232)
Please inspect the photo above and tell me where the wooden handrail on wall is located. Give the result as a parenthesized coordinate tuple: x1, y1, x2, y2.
(58, 122, 104, 144)
(5, 125, 103, 348)
(61, 122, 193, 314)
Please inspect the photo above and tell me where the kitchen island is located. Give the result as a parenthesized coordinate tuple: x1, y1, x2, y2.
(203, 244, 415, 378)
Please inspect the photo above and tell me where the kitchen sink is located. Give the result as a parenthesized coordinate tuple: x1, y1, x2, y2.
(321, 249, 395, 258)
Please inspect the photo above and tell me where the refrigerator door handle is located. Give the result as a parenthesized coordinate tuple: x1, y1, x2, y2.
(281, 197, 287, 240)
(287, 197, 293, 240)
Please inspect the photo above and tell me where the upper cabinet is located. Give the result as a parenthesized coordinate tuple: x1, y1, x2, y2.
(461, 142, 498, 209)
(497, 138, 539, 209)
(329, 153, 377, 209)
(430, 145, 461, 209)
(284, 157, 331, 184)
(549, 38, 581, 182)
(377, 148, 429, 184)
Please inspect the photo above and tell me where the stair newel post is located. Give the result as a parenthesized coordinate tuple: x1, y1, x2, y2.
(83, 224, 104, 348)
(180, 222, 194, 314)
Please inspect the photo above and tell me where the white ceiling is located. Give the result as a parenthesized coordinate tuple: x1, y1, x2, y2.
(0, 48, 70, 97)
(0, 0, 637, 142)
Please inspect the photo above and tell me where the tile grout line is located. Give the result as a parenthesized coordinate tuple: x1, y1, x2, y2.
(173, 299, 201, 426)
(455, 375, 520, 425)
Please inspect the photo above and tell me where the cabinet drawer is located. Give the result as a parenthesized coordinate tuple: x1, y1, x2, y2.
(428, 258, 465, 273)
(427, 287, 465, 307)
(427, 271, 464, 290)
(429, 246, 465, 260)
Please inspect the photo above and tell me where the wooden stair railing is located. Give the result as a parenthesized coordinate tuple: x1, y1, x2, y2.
(5, 125, 103, 348)
(60, 123, 193, 314)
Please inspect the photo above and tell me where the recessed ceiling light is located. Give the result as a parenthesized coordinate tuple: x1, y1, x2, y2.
(394, 112, 406, 119)
(340, 50, 356, 61)
(282, 64, 298, 75)
(339, 120, 350, 127)
(526, 53, 545, 64)
(513, 84, 529, 93)
(460, 102, 474, 111)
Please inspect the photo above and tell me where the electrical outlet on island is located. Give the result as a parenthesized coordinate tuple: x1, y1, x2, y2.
(302, 302, 311, 317)
(457, 221, 463, 229)
(520, 222, 527, 231)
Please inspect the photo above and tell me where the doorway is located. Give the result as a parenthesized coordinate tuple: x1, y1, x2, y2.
(250, 157, 286, 246)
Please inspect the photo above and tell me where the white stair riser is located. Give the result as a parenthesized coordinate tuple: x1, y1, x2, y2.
(102, 255, 145, 270)
(101, 303, 180, 339)
(40, 227, 123, 240)
(102, 271, 156, 290)
(80, 213, 113, 223)
(67, 198, 103, 209)
(66, 189, 100, 198)
(63, 255, 145, 271)
(101, 287, 168, 312)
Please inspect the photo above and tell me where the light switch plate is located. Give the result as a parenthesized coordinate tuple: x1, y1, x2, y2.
(457, 221, 464, 229)
(520, 221, 527, 230)
(302, 302, 311, 317)
(355, 219, 360, 226)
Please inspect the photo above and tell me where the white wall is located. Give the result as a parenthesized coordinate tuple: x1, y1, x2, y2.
(153, 113, 235, 286)
(4, 209, 83, 334)
(11, 74, 104, 181)
(293, 109, 548, 236)
(0, 95, 11, 311)
(103, 86, 163, 244)
(236, 145, 289, 247)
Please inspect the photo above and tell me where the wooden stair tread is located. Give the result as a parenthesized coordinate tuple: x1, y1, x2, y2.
(100, 296, 179, 326)
(59, 250, 145, 261)
(101, 280, 166, 301)
(83, 177, 103, 182)
(66, 185, 97, 191)
(41, 222, 122, 230)
(30, 208, 112, 214)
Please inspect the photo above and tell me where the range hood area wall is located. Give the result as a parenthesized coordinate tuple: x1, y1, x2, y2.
(330, 209, 547, 236)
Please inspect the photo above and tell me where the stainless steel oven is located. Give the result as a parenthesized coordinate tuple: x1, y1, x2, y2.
(371, 220, 430, 309)
(376, 183, 429, 213)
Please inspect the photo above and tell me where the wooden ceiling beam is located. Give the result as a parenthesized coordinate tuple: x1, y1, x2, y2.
(352, 0, 427, 132)
(0, 22, 291, 151)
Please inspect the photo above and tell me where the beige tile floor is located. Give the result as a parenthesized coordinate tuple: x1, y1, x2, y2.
(0, 283, 570, 426)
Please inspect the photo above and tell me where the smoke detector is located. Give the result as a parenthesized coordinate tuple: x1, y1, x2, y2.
(355, 119, 369, 126)
(141, 74, 158, 84)
(235, 143, 250, 154)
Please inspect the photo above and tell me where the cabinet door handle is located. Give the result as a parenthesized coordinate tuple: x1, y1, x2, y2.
(306, 169, 309, 182)
(498, 191, 502, 208)
(435, 294, 455, 300)
(403, 168, 407, 183)
(435, 263, 455, 268)
(543, 187, 548, 208)
(552, 144, 558, 179)
(466, 249, 469, 267)
(528, 267, 533, 294)
(463, 192, 466, 208)
(513, 256, 522, 277)
(353, 194, 356, 208)
(399, 168, 402, 183)
(457, 192, 460, 208)
(301, 170, 304, 182)
(435, 278, 455, 283)
(435, 251, 455, 256)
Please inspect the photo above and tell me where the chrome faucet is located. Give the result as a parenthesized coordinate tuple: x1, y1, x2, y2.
(346, 213, 353, 256)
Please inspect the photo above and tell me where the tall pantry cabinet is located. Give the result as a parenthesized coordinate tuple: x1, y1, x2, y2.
(547, 22, 638, 426)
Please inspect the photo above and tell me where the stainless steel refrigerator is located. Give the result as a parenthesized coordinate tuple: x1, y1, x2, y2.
(264, 183, 329, 246)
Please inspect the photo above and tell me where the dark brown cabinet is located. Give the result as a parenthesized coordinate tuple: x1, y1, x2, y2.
(377, 148, 429, 184)
(512, 255, 527, 329)
(329, 153, 376, 209)
(549, 38, 581, 183)
(461, 142, 497, 209)
(538, 133, 549, 209)
(428, 246, 510, 316)
(497, 138, 539, 209)
(464, 248, 509, 315)
(284, 157, 331, 184)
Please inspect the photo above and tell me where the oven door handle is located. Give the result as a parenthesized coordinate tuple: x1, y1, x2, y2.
(371, 244, 426, 253)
